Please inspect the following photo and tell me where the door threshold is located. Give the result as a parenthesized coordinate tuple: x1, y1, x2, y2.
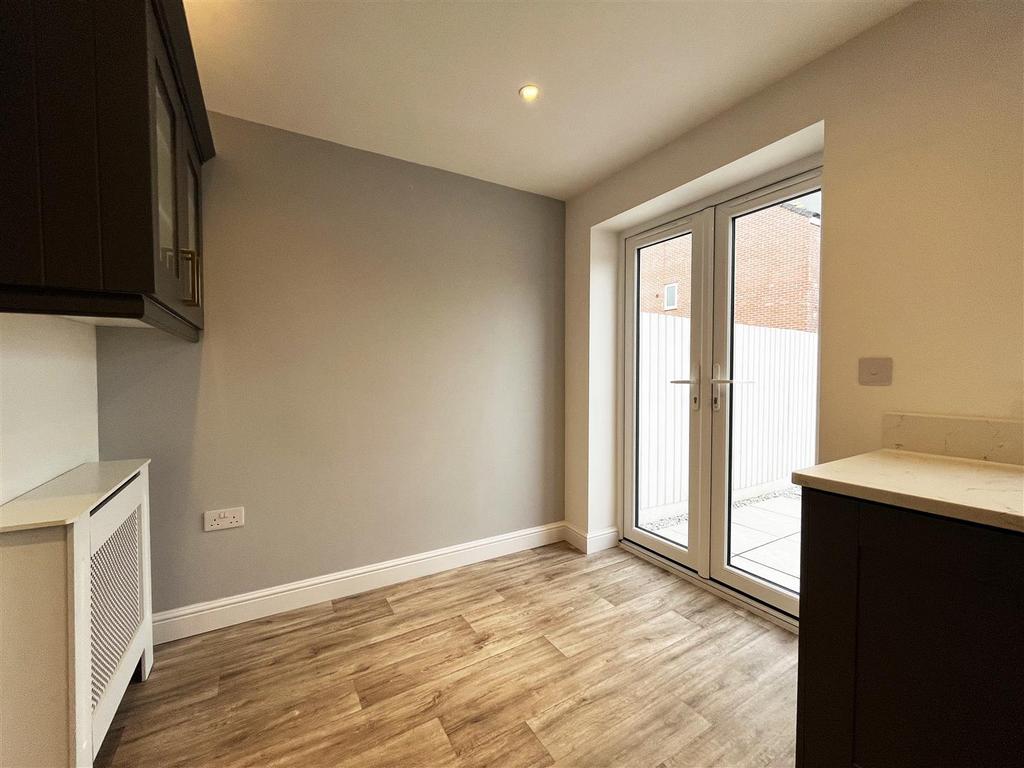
(619, 539, 799, 635)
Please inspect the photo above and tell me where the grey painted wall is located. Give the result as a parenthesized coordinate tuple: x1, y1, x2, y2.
(97, 113, 565, 612)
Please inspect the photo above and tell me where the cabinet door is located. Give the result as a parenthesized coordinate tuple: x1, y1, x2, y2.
(0, 1, 43, 286)
(798, 491, 1024, 767)
(176, 139, 204, 327)
(796, 489, 859, 766)
(2, 0, 103, 290)
(95, 0, 154, 294)
(148, 17, 203, 329)
(851, 502, 1024, 767)
(151, 49, 182, 313)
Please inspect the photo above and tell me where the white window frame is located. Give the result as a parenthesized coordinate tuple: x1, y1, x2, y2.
(662, 282, 679, 311)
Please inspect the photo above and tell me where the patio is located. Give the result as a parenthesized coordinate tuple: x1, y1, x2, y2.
(638, 486, 802, 593)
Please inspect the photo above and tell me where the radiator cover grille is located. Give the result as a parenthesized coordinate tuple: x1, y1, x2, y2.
(90, 506, 144, 710)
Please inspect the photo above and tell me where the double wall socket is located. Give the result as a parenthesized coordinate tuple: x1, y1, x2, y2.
(203, 507, 244, 531)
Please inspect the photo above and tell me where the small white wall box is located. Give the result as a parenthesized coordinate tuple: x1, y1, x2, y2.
(858, 357, 893, 386)
(0, 460, 153, 767)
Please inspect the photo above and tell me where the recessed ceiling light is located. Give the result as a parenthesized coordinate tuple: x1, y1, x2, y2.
(518, 83, 540, 103)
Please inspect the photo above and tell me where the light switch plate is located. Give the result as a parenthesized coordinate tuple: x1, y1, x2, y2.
(858, 357, 893, 386)
(204, 507, 244, 531)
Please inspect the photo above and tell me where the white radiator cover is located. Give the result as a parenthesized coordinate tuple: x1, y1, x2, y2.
(0, 460, 152, 768)
(86, 471, 153, 760)
(91, 507, 144, 708)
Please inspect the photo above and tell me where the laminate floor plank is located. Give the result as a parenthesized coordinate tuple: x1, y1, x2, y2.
(456, 722, 555, 768)
(594, 560, 695, 606)
(443, 610, 693, 756)
(237, 636, 568, 767)
(527, 609, 760, 763)
(97, 543, 797, 768)
(312, 589, 506, 659)
(329, 592, 396, 628)
(383, 545, 575, 605)
(331, 718, 459, 768)
(487, 546, 635, 596)
(314, 614, 481, 681)
(361, 590, 628, 711)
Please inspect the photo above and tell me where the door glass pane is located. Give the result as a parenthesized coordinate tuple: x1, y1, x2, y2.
(181, 160, 201, 306)
(185, 163, 197, 251)
(727, 190, 821, 592)
(637, 233, 693, 548)
(155, 77, 176, 275)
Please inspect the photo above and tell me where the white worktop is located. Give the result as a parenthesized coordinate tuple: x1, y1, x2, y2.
(0, 459, 150, 533)
(793, 449, 1024, 533)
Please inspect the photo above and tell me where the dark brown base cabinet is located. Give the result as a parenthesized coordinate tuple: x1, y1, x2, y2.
(0, 0, 214, 341)
(796, 489, 1024, 767)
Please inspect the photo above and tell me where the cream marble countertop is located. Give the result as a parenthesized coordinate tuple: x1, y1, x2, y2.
(0, 459, 149, 533)
(793, 449, 1024, 533)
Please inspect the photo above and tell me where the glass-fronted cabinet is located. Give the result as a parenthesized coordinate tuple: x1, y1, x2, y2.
(153, 66, 180, 309)
(0, 0, 213, 342)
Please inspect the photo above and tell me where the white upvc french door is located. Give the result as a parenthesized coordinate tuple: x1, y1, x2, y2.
(623, 210, 713, 574)
(623, 167, 822, 616)
(708, 170, 822, 617)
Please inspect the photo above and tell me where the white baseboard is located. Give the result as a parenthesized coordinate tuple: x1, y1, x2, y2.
(562, 523, 587, 553)
(153, 521, 567, 644)
(563, 523, 620, 555)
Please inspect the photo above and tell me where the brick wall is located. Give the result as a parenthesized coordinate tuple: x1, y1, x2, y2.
(639, 204, 820, 332)
(639, 234, 693, 317)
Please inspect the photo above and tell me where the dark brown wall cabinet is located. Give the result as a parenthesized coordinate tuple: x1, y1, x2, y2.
(796, 489, 1024, 767)
(0, 0, 214, 341)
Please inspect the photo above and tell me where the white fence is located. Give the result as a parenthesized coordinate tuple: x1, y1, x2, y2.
(637, 313, 817, 512)
(637, 313, 692, 512)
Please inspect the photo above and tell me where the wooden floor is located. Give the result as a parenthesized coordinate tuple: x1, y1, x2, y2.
(97, 543, 798, 767)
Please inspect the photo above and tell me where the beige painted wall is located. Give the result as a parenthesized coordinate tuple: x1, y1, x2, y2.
(97, 113, 565, 612)
(566, 1, 1024, 534)
(0, 315, 98, 504)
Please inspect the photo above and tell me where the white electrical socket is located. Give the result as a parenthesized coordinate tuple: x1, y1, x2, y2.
(203, 506, 244, 531)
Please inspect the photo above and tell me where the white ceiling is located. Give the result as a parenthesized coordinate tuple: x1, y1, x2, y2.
(184, 0, 911, 200)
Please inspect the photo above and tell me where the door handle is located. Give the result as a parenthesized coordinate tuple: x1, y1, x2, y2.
(711, 365, 754, 411)
(179, 249, 202, 307)
(670, 366, 701, 410)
